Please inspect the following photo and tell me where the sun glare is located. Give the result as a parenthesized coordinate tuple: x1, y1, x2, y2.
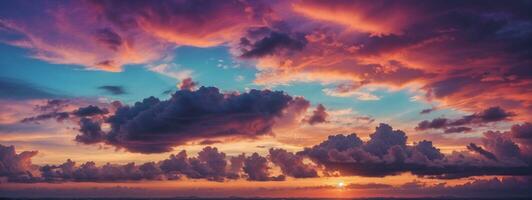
(337, 181, 345, 188)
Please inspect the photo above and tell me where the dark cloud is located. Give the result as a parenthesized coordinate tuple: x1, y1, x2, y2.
(160, 147, 232, 181)
(305, 104, 328, 125)
(420, 108, 436, 114)
(0, 144, 39, 182)
(365, 123, 407, 157)
(40, 159, 163, 182)
(511, 122, 532, 140)
(20, 111, 70, 123)
(77, 86, 308, 153)
(37, 146, 246, 183)
(478, 107, 516, 122)
(72, 105, 109, 117)
(98, 85, 126, 95)
(0, 78, 58, 100)
(416, 118, 447, 130)
(444, 126, 472, 134)
(75, 118, 106, 144)
(482, 131, 521, 159)
(416, 106, 514, 132)
(240, 28, 307, 58)
(4, 121, 532, 183)
(243, 153, 285, 181)
(36, 99, 69, 112)
(300, 123, 532, 178)
(268, 148, 318, 178)
(178, 77, 197, 91)
(467, 143, 498, 161)
(21, 104, 108, 124)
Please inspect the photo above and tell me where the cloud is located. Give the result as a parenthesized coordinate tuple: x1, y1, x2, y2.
(178, 77, 197, 91)
(4, 121, 532, 183)
(482, 131, 521, 159)
(36, 99, 69, 112)
(147, 63, 193, 80)
(268, 148, 318, 178)
(20, 111, 70, 123)
(467, 143, 498, 161)
(299, 123, 532, 178)
(2, 1, 531, 120)
(420, 107, 436, 114)
(74, 118, 106, 145)
(92, 0, 267, 47)
(74, 87, 310, 153)
(160, 147, 232, 181)
(98, 86, 126, 95)
(36, 146, 253, 183)
(0, 144, 39, 182)
(0, 0, 269, 71)
(416, 106, 514, 132)
(21, 104, 109, 124)
(305, 104, 328, 125)
(72, 105, 109, 117)
(262, 1, 532, 120)
(0, 7, 167, 72)
(511, 122, 532, 140)
(443, 126, 472, 134)
(239, 28, 307, 58)
(243, 153, 284, 181)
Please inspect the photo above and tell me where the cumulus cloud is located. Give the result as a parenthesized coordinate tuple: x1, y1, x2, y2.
(75, 118, 106, 144)
(74, 87, 309, 153)
(4, 121, 532, 183)
(268, 148, 318, 178)
(243, 153, 285, 181)
(20, 146, 274, 183)
(305, 104, 328, 125)
(178, 77, 197, 91)
(299, 123, 532, 178)
(511, 122, 532, 140)
(0, 144, 39, 182)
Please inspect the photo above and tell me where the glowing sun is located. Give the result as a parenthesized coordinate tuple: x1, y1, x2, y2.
(337, 181, 345, 188)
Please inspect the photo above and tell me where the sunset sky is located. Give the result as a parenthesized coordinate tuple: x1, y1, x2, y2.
(1, 0, 531, 198)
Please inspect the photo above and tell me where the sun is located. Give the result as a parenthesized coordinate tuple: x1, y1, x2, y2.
(337, 181, 345, 188)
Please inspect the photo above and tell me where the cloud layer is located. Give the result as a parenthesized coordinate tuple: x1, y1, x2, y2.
(3, 122, 532, 183)
(1, 0, 531, 120)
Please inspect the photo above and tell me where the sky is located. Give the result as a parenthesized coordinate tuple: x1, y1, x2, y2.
(0, 0, 531, 198)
